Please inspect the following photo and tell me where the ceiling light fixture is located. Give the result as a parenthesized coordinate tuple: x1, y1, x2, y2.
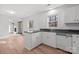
(10, 11, 15, 14)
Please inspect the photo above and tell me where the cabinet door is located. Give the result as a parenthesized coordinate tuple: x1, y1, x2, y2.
(57, 35, 72, 52)
(75, 6, 79, 22)
(64, 8, 72, 23)
(42, 32, 56, 48)
(42, 32, 48, 44)
(24, 33, 32, 50)
(31, 33, 38, 48)
(72, 35, 79, 54)
(56, 35, 65, 50)
(64, 7, 76, 23)
(31, 33, 42, 49)
(64, 36, 72, 52)
(35, 32, 42, 45)
(76, 35, 79, 53)
(47, 32, 56, 48)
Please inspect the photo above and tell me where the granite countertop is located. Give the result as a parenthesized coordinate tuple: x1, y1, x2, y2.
(24, 30, 40, 33)
(53, 27, 79, 31)
(40, 28, 79, 34)
(23, 28, 79, 34)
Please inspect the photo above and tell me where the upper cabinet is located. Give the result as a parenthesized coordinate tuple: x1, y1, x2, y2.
(64, 6, 79, 24)
(75, 6, 79, 21)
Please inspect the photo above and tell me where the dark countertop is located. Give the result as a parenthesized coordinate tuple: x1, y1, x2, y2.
(40, 29, 54, 32)
(40, 29, 79, 34)
(24, 30, 40, 34)
(23, 28, 79, 34)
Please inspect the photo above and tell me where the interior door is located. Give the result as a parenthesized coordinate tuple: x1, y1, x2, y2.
(18, 21, 23, 34)
(10, 23, 14, 32)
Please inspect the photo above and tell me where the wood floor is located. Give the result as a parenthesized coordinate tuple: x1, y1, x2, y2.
(0, 34, 70, 54)
(0, 34, 24, 54)
(23, 44, 70, 54)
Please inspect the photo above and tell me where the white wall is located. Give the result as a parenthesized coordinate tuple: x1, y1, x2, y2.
(2, 5, 79, 37)
(22, 5, 79, 31)
(0, 14, 9, 37)
(22, 12, 47, 32)
(9, 16, 23, 34)
(43, 5, 79, 30)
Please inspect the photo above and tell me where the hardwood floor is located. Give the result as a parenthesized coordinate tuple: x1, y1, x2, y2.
(23, 44, 70, 54)
(0, 34, 24, 54)
(0, 34, 70, 54)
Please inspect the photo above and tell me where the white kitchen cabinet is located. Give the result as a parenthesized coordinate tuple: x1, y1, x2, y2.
(64, 35, 72, 52)
(64, 6, 79, 24)
(24, 33, 32, 50)
(31, 32, 42, 48)
(42, 32, 48, 44)
(48, 32, 56, 48)
(75, 6, 79, 21)
(56, 35, 66, 50)
(24, 32, 42, 50)
(42, 32, 56, 48)
(56, 34, 72, 52)
(64, 6, 76, 23)
(72, 34, 79, 54)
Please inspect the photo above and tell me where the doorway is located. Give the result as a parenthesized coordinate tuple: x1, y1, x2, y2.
(18, 21, 23, 34)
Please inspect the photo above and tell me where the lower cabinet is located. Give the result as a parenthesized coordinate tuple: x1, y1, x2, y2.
(42, 32, 48, 45)
(24, 32, 42, 50)
(23, 31, 79, 53)
(64, 35, 72, 52)
(24, 33, 32, 50)
(56, 34, 72, 52)
(72, 34, 79, 54)
(42, 32, 56, 48)
(56, 35, 66, 50)
(31, 32, 42, 48)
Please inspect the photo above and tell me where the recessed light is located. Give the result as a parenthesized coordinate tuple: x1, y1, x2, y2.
(6, 10, 15, 14)
(10, 11, 15, 14)
(48, 10, 57, 15)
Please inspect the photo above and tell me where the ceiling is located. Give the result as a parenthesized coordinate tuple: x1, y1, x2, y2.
(0, 4, 64, 18)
